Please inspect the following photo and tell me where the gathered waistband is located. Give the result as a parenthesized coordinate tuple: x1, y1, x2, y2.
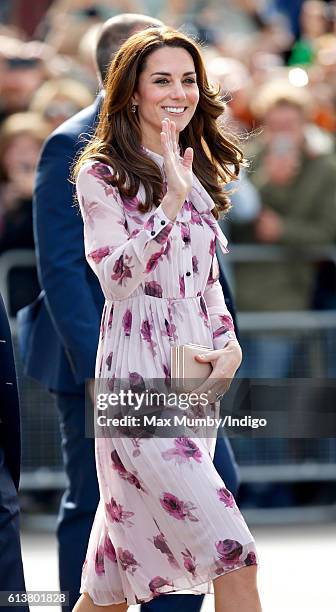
(107, 292, 204, 303)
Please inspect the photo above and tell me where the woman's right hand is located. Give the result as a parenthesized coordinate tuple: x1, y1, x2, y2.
(160, 118, 193, 208)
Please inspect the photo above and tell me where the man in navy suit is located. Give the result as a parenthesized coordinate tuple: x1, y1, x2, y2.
(17, 13, 239, 612)
(0, 293, 29, 612)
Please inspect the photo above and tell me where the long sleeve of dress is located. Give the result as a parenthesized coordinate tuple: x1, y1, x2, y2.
(204, 254, 237, 349)
(76, 162, 175, 301)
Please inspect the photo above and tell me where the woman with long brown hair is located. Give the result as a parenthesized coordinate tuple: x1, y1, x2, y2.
(73, 26, 262, 612)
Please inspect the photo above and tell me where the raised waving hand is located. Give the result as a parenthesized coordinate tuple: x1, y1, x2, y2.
(160, 118, 193, 220)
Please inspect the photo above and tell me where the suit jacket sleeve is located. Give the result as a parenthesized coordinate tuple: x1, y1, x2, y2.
(0, 293, 21, 490)
(33, 132, 101, 384)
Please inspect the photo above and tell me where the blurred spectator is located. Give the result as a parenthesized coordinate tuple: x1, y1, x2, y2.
(227, 170, 262, 225)
(78, 23, 102, 83)
(0, 111, 50, 252)
(0, 36, 49, 121)
(41, 0, 143, 57)
(207, 55, 255, 130)
(0, 111, 51, 313)
(230, 80, 336, 376)
(289, 0, 330, 65)
(30, 78, 93, 130)
(0, 0, 52, 38)
(275, 0, 305, 37)
(0, 1, 11, 24)
(210, 0, 293, 60)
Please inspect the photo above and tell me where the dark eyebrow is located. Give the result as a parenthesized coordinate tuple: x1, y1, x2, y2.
(150, 71, 196, 77)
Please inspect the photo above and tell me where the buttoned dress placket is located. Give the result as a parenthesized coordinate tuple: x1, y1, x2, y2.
(176, 202, 194, 298)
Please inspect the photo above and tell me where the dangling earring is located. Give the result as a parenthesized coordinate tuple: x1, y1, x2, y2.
(131, 104, 137, 113)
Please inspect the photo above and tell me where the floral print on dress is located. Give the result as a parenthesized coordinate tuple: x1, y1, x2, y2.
(107, 375, 115, 392)
(98, 354, 103, 377)
(104, 534, 117, 563)
(123, 195, 139, 211)
(107, 306, 113, 330)
(181, 224, 191, 246)
(217, 487, 236, 508)
(144, 214, 155, 232)
(145, 248, 165, 273)
(207, 256, 220, 285)
(105, 497, 135, 527)
(160, 492, 199, 522)
(209, 238, 216, 257)
(199, 296, 210, 328)
(87, 162, 118, 197)
(82, 198, 106, 230)
(181, 548, 197, 577)
(111, 450, 146, 492)
(203, 211, 219, 234)
(215, 539, 243, 569)
(122, 309, 132, 336)
(190, 206, 203, 226)
(179, 275, 185, 298)
(154, 223, 173, 245)
(149, 576, 174, 597)
(145, 281, 163, 298)
(149, 532, 179, 569)
(100, 304, 107, 339)
(129, 372, 146, 393)
(130, 438, 142, 458)
(140, 320, 157, 356)
(213, 325, 230, 339)
(123, 196, 145, 224)
(95, 546, 105, 576)
(118, 548, 140, 574)
(219, 314, 235, 331)
(106, 351, 113, 370)
(245, 552, 257, 566)
(162, 363, 171, 385)
(111, 253, 134, 285)
(192, 255, 199, 274)
(161, 438, 202, 465)
(162, 318, 178, 342)
(129, 228, 141, 238)
(212, 312, 235, 341)
(88, 246, 113, 264)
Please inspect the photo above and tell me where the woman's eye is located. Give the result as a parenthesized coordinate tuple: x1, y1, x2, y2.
(154, 78, 196, 85)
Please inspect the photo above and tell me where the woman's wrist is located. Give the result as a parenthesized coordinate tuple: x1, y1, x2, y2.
(161, 191, 185, 221)
(223, 340, 242, 367)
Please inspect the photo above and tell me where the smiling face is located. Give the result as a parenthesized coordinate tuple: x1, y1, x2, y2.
(132, 45, 199, 153)
(265, 103, 305, 149)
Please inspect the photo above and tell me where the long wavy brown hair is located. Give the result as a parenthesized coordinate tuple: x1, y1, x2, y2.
(73, 27, 246, 217)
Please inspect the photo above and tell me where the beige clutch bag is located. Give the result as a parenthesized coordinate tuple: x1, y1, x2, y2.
(171, 344, 212, 392)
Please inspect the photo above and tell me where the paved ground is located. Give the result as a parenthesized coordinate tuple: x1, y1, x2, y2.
(21, 522, 336, 612)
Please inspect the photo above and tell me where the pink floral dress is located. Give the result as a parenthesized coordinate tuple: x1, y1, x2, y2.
(76, 148, 258, 606)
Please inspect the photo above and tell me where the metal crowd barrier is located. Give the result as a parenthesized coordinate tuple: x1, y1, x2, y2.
(0, 248, 335, 522)
(0, 249, 65, 490)
(0, 249, 37, 320)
